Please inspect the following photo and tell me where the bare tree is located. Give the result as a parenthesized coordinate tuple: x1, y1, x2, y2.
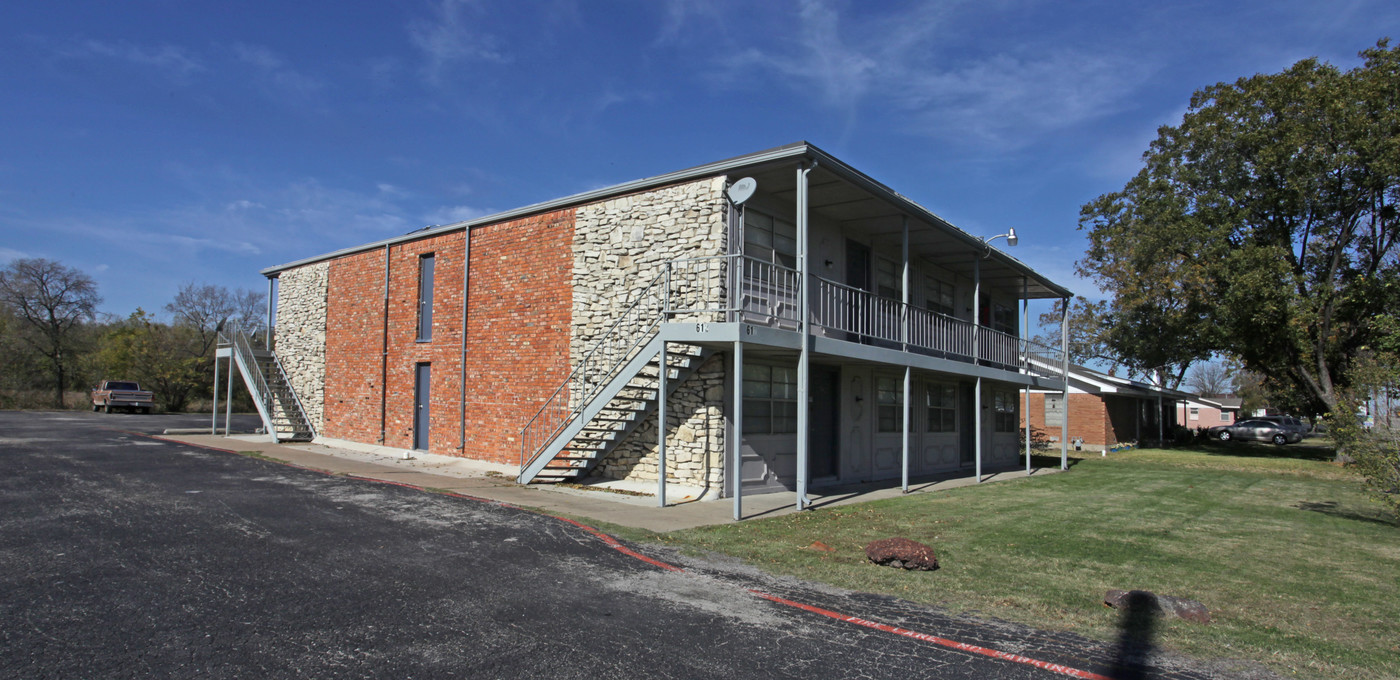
(164, 283, 266, 357)
(0, 259, 101, 407)
(1185, 361, 1234, 397)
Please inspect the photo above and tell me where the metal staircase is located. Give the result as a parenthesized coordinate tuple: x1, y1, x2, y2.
(226, 323, 316, 443)
(518, 260, 721, 485)
(523, 340, 713, 483)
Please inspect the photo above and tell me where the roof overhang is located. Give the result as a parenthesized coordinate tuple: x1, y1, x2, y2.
(260, 141, 1073, 300)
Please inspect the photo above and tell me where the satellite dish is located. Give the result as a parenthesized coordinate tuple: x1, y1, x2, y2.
(727, 177, 757, 205)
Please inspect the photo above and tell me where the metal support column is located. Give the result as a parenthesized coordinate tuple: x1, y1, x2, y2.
(224, 356, 234, 438)
(732, 341, 744, 521)
(975, 376, 983, 482)
(658, 340, 668, 508)
(266, 277, 275, 350)
(1060, 297, 1070, 470)
(901, 216, 911, 492)
(1158, 393, 1165, 445)
(1023, 278, 1031, 474)
(795, 162, 814, 512)
(212, 355, 221, 435)
(973, 254, 982, 482)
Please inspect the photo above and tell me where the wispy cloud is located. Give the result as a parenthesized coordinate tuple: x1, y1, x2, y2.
(232, 43, 326, 100)
(408, 0, 510, 85)
(56, 38, 205, 83)
(897, 50, 1148, 148)
(422, 204, 490, 226)
(0, 247, 31, 263)
(700, 0, 1148, 148)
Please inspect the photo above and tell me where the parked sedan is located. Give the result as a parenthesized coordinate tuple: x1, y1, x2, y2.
(1208, 419, 1304, 445)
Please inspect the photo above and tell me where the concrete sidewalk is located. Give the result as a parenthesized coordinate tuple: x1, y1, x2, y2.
(163, 433, 1062, 532)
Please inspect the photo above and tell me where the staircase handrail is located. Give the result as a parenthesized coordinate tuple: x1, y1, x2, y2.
(518, 266, 670, 474)
(262, 328, 317, 439)
(227, 321, 276, 418)
(226, 321, 316, 440)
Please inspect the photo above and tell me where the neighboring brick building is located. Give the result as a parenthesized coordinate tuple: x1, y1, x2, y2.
(256, 143, 1073, 504)
(1177, 396, 1240, 432)
(1022, 363, 1193, 452)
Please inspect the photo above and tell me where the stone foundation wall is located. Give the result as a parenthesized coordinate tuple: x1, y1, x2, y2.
(593, 354, 727, 488)
(274, 262, 328, 430)
(571, 177, 729, 486)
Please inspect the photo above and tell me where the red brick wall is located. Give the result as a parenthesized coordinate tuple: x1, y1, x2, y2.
(321, 209, 574, 463)
(324, 249, 388, 442)
(460, 210, 574, 463)
(1019, 391, 1113, 447)
(1070, 394, 1110, 446)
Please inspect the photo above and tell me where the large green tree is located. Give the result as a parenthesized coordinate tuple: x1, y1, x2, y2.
(95, 309, 206, 412)
(1078, 40, 1400, 414)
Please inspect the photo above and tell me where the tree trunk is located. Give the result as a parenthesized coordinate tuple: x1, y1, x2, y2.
(54, 359, 66, 409)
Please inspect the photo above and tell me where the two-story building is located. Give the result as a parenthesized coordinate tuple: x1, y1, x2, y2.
(243, 143, 1073, 513)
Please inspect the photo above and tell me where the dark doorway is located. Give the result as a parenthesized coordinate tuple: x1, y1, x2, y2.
(413, 363, 431, 451)
(809, 365, 840, 480)
(959, 383, 976, 465)
(845, 240, 871, 341)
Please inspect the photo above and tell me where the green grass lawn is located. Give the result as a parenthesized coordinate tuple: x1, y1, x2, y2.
(633, 442, 1400, 679)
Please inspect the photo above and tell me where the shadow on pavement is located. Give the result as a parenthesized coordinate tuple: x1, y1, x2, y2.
(1112, 590, 1157, 680)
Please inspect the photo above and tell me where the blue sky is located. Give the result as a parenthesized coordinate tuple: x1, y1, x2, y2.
(2, 0, 1394, 329)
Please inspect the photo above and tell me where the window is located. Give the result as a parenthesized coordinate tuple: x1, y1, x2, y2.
(877, 376, 903, 432)
(994, 390, 1018, 432)
(1221, 412, 1232, 423)
(1189, 407, 1200, 420)
(992, 303, 1016, 335)
(417, 254, 435, 341)
(876, 257, 900, 301)
(926, 383, 957, 432)
(924, 277, 955, 316)
(411, 253, 434, 342)
(744, 209, 796, 268)
(743, 363, 797, 434)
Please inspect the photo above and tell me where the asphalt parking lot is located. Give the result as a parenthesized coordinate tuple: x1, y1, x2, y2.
(1, 410, 1230, 679)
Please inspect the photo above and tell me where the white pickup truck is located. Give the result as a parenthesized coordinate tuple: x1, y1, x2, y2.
(91, 380, 155, 414)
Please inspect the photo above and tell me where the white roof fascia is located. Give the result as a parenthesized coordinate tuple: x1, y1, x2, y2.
(260, 143, 814, 277)
(259, 142, 1072, 300)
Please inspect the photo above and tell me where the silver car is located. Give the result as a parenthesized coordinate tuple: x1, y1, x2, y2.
(1208, 419, 1303, 445)
(1256, 415, 1309, 434)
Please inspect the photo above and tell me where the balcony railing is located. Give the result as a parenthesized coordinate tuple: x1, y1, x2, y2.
(648, 254, 1063, 377)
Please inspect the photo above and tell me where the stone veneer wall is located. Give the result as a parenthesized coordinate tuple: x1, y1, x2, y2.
(571, 177, 729, 487)
(274, 261, 329, 430)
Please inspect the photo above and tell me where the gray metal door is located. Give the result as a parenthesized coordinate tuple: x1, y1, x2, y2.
(413, 363, 431, 451)
(959, 383, 975, 465)
(809, 365, 840, 480)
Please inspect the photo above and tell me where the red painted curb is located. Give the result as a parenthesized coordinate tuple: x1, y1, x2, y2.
(139, 431, 1111, 679)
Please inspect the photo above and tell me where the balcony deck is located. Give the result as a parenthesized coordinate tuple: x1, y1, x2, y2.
(656, 254, 1066, 389)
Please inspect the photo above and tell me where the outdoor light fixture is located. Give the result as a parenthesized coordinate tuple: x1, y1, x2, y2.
(981, 227, 1018, 257)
